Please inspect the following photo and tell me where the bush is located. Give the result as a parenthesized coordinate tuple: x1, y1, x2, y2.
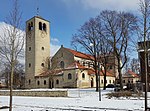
(106, 91, 142, 98)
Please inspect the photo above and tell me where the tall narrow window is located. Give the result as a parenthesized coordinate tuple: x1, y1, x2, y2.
(60, 61, 65, 68)
(56, 79, 59, 84)
(42, 47, 44, 50)
(39, 22, 42, 30)
(30, 22, 33, 30)
(43, 23, 46, 31)
(41, 63, 44, 67)
(28, 23, 31, 31)
(29, 79, 31, 85)
(44, 80, 46, 85)
(29, 63, 31, 67)
(37, 81, 40, 85)
(83, 62, 85, 66)
(82, 73, 85, 80)
(68, 73, 72, 79)
(29, 47, 31, 51)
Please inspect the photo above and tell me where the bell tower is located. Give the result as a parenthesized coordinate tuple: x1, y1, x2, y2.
(25, 16, 50, 88)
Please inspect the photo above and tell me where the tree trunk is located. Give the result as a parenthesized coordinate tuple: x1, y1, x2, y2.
(117, 58, 123, 90)
(9, 62, 14, 111)
(103, 68, 107, 90)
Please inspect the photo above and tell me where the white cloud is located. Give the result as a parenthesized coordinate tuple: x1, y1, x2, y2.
(63, 0, 139, 12)
(51, 38, 59, 43)
(50, 43, 60, 56)
(0, 22, 25, 68)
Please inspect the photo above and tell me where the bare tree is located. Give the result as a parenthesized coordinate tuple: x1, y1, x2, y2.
(100, 10, 137, 90)
(72, 18, 101, 91)
(0, 0, 24, 110)
(94, 16, 114, 90)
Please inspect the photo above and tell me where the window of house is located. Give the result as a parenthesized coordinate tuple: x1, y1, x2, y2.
(110, 66, 112, 69)
(44, 80, 46, 85)
(37, 81, 40, 85)
(109, 80, 111, 84)
(88, 62, 91, 67)
(56, 79, 59, 84)
(60, 61, 65, 68)
(41, 63, 44, 67)
(123, 80, 125, 83)
(82, 73, 85, 80)
(101, 80, 103, 84)
(29, 63, 31, 67)
(39, 22, 42, 30)
(42, 47, 44, 50)
(29, 47, 31, 51)
(83, 62, 85, 66)
(68, 73, 72, 79)
(43, 23, 46, 32)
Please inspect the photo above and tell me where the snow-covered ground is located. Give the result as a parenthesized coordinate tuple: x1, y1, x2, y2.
(0, 88, 146, 111)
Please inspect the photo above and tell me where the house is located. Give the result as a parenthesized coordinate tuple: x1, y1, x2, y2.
(122, 70, 140, 86)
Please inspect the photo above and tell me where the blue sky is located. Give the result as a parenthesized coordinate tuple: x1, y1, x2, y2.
(0, 0, 139, 56)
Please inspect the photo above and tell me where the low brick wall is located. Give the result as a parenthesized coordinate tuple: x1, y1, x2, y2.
(0, 89, 68, 97)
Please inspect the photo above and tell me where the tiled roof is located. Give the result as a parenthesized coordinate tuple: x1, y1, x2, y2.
(88, 68, 114, 77)
(66, 61, 87, 69)
(123, 70, 139, 78)
(65, 48, 94, 60)
(36, 69, 63, 77)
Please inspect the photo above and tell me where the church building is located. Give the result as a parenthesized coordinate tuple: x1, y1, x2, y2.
(25, 16, 116, 89)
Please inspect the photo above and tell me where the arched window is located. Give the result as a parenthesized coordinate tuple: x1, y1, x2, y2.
(41, 47, 44, 50)
(41, 63, 44, 67)
(29, 63, 31, 67)
(56, 79, 59, 84)
(60, 61, 65, 68)
(83, 62, 85, 66)
(82, 73, 85, 79)
(44, 80, 46, 85)
(39, 22, 42, 30)
(29, 47, 31, 51)
(43, 23, 46, 31)
(30, 22, 33, 30)
(29, 79, 31, 85)
(28, 23, 31, 31)
(37, 81, 40, 85)
(68, 73, 72, 79)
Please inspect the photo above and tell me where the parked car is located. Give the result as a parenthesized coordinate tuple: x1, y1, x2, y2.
(114, 84, 127, 91)
(106, 84, 115, 88)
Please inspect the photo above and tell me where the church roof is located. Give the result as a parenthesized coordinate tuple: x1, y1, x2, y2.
(64, 47, 94, 60)
(123, 70, 139, 78)
(66, 61, 87, 69)
(26, 16, 50, 23)
(88, 68, 114, 77)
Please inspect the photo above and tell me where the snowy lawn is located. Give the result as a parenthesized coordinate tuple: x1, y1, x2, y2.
(0, 88, 146, 111)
